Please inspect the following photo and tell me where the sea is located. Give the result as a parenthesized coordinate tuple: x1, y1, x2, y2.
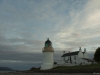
(0, 71, 15, 73)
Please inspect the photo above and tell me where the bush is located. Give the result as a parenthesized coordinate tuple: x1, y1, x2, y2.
(54, 62, 57, 64)
(94, 47, 100, 62)
(30, 67, 39, 71)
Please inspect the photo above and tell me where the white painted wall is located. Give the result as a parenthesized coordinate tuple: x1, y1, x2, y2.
(61, 57, 65, 64)
(41, 52, 54, 70)
(80, 58, 89, 65)
(61, 54, 90, 65)
(71, 55, 80, 64)
(83, 52, 89, 58)
(78, 51, 83, 58)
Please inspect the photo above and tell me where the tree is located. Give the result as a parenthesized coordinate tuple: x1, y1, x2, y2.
(54, 62, 57, 64)
(94, 47, 100, 63)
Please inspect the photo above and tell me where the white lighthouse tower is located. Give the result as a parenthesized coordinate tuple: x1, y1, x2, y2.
(41, 38, 54, 70)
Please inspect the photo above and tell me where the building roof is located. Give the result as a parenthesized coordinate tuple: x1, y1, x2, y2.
(81, 58, 95, 62)
(62, 51, 79, 57)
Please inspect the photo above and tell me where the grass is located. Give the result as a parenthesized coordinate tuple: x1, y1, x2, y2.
(52, 64, 100, 70)
(29, 64, 100, 73)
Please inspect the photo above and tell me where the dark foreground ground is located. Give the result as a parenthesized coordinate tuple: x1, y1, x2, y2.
(0, 72, 99, 75)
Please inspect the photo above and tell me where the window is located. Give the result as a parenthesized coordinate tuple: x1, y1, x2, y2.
(63, 57, 65, 61)
(75, 62, 76, 64)
(68, 56, 70, 59)
(80, 62, 82, 65)
(74, 56, 76, 60)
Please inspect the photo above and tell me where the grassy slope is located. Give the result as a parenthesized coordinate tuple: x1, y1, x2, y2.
(52, 64, 100, 70)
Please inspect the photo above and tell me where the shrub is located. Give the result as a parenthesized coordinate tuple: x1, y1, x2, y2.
(54, 62, 57, 64)
(94, 47, 100, 62)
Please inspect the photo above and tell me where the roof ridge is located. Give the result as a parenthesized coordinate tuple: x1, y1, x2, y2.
(65, 51, 79, 53)
(62, 51, 79, 57)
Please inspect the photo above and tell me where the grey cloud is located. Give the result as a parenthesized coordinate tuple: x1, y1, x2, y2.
(0, 45, 43, 61)
(88, 52, 94, 59)
(0, 34, 44, 48)
(0, 48, 43, 70)
(0, 35, 45, 68)
(0, 36, 6, 42)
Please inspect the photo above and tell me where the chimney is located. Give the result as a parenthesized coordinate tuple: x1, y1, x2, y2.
(79, 47, 82, 51)
(84, 48, 86, 53)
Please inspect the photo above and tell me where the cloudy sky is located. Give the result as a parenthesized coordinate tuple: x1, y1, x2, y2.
(0, 0, 100, 70)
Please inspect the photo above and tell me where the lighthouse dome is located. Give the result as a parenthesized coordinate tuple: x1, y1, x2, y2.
(45, 38, 52, 47)
(43, 38, 54, 52)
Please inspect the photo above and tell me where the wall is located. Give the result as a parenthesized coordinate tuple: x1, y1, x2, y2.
(78, 50, 83, 58)
(41, 52, 54, 70)
(71, 55, 80, 64)
(83, 52, 89, 58)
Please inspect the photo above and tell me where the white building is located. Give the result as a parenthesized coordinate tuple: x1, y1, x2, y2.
(60, 47, 95, 66)
(41, 38, 54, 70)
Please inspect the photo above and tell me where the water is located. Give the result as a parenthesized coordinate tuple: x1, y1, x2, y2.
(0, 71, 15, 73)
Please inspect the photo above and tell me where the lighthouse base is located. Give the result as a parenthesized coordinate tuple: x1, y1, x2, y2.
(40, 63, 53, 70)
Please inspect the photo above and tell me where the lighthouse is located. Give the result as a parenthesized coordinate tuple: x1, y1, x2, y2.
(40, 38, 54, 70)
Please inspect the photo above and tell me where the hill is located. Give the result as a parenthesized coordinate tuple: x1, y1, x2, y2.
(0, 67, 14, 71)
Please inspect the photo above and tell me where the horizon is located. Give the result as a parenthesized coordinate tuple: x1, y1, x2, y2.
(0, 0, 100, 70)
